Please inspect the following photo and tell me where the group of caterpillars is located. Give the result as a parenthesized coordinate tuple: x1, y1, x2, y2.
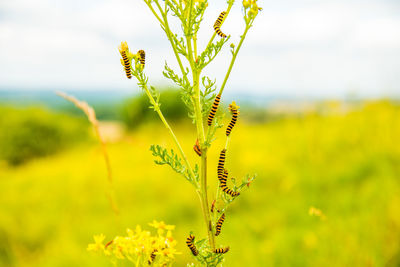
(119, 11, 229, 80)
(186, 208, 229, 255)
(187, 234, 230, 256)
(119, 49, 145, 79)
(193, 95, 239, 156)
(188, 55, 241, 258)
(119, 9, 237, 260)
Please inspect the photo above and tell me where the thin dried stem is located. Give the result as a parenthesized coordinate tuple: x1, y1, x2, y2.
(56, 91, 120, 216)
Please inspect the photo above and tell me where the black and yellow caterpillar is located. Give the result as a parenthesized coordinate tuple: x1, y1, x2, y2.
(219, 169, 228, 187)
(214, 247, 230, 254)
(207, 94, 221, 126)
(211, 199, 216, 213)
(213, 11, 227, 38)
(215, 213, 225, 236)
(148, 249, 157, 264)
(218, 149, 226, 177)
(226, 102, 239, 136)
(120, 50, 132, 79)
(193, 139, 202, 156)
(138, 49, 145, 68)
(186, 235, 199, 256)
(222, 186, 240, 197)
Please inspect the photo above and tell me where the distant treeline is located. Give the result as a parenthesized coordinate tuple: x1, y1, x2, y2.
(0, 106, 90, 165)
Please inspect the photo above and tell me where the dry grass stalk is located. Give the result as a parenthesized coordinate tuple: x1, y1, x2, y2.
(56, 91, 119, 215)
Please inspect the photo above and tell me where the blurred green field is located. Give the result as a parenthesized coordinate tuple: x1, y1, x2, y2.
(1, 100, 400, 266)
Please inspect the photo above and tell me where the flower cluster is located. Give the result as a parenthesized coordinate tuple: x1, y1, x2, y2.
(118, 41, 134, 61)
(88, 221, 180, 266)
(243, 0, 261, 18)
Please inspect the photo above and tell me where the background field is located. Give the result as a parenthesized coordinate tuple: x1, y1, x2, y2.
(1, 98, 399, 266)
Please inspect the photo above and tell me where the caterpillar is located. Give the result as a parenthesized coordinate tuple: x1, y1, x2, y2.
(186, 235, 199, 256)
(138, 49, 146, 68)
(222, 186, 240, 197)
(215, 213, 225, 236)
(120, 50, 132, 79)
(226, 101, 239, 136)
(218, 149, 226, 177)
(207, 94, 221, 126)
(218, 169, 228, 187)
(193, 139, 202, 156)
(105, 240, 113, 248)
(211, 200, 221, 213)
(148, 249, 157, 265)
(211, 199, 216, 213)
(213, 11, 227, 38)
(214, 247, 230, 254)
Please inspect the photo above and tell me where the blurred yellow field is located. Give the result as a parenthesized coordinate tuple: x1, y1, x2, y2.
(1, 100, 399, 266)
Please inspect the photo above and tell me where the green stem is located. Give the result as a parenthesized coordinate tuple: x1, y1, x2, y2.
(218, 24, 251, 95)
(186, 0, 215, 250)
(142, 84, 197, 184)
(144, 1, 164, 27)
(155, 0, 191, 86)
(203, 2, 234, 55)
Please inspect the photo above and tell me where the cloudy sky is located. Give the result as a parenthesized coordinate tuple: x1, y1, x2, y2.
(0, 0, 399, 97)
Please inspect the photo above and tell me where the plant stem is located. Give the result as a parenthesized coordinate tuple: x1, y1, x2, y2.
(218, 24, 251, 95)
(186, 0, 215, 249)
(200, 150, 215, 249)
(155, 0, 191, 86)
(203, 2, 234, 55)
(142, 84, 197, 183)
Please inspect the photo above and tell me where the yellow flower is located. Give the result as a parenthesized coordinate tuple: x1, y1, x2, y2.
(229, 101, 240, 113)
(88, 221, 179, 265)
(118, 41, 129, 53)
(149, 220, 175, 235)
(160, 247, 181, 259)
(87, 234, 106, 252)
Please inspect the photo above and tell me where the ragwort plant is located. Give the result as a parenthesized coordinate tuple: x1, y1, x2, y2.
(94, 0, 260, 266)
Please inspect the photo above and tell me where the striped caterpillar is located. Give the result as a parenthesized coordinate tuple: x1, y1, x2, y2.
(218, 149, 226, 178)
(214, 247, 230, 254)
(226, 101, 239, 136)
(148, 249, 157, 264)
(218, 169, 228, 187)
(137, 49, 145, 68)
(193, 139, 202, 156)
(118, 43, 132, 79)
(207, 94, 221, 126)
(186, 235, 199, 256)
(222, 186, 240, 197)
(213, 11, 227, 38)
(215, 213, 225, 236)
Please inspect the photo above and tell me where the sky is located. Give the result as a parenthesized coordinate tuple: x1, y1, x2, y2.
(0, 0, 399, 98)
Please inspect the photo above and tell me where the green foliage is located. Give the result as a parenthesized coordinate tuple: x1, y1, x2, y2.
(1, 100, 400, 266)
(150, 144, 185, 175)
(163, 63, 196, 121)
(118, 0, 263, 265)
(0, 106, 89, 165)
(120, 89, 188, 129)
(192, 238, 225, 267)
(205, 114, 224, 148)
(196, 38, 230, 69)
(200, 76, 217, 118)
(150, 144, 197, 186)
